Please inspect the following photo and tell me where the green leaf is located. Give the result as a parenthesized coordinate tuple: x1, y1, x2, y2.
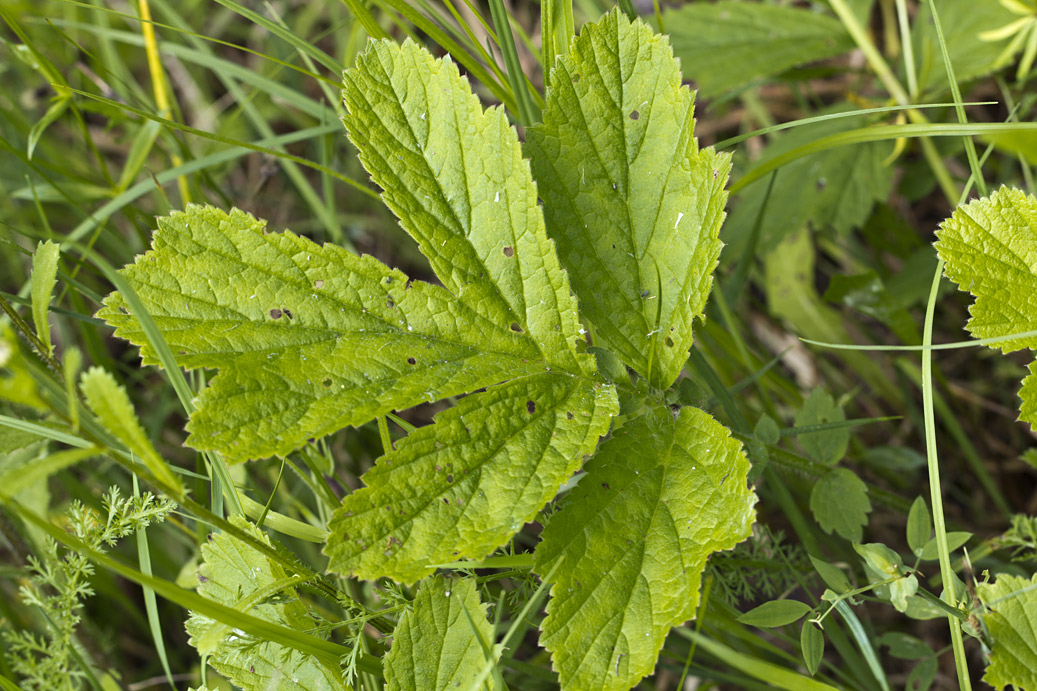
(527, 9, 731, 389)
(754, 414, 780, 445)
(326, 374, 616, 583)
(80, 366, 183, 496)
(725, 105, 896, 257)
(186, 517, 348, 691)
(98, 206, 586, 463)
(737, 600, 812, 628)
(809, 555, 852, 594)
(978, 572, 1037, 691)
(663, 2, 852, 97)
(906, 496, 931, 556)
(341, 38, 589, 377)
(918, 531, 972, 561)
(910, 0, 1022, 95)
(385, 576, 503, 691)
(534, 406, 756, 691)
(801, 620, 824, 675)
(795, 388, 849, 466)
(30, 239, 60, 355)
(935, 187, 1037, 427)
(810, 468, 871, 542)
(0, 327, 46, 410)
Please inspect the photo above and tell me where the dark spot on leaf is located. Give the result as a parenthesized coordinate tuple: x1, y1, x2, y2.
(526, 400, 536, 414)
(384, 276, 393, 284)
(407, 357, 416, 365)
(566, 411, 574, 419)
(602, 482, 611, 490)
(178, 350, 187, 355)
(817, 177, 827, 190)
(269, 308, 282, 319)
(503, 246, 514, 257)
(640, 290, 650, 298)
(322, 377, 333, 387)
(283, 308, 293, 319)
(713, 169, 719, 180)
(198, 574, 208, 583)
(664, 337, 674, 347)
(443, 497, 449, 504)
(386, 298, 396, 308)
(510, 322, 523, 333)
(446, 474, 454, 483)
(572, 73, 581, 82)
(629, 110, 640, 120)
(118, 306, 129, 315)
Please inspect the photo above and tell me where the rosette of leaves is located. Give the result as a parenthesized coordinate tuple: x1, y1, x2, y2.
(99, 10, 757, 689)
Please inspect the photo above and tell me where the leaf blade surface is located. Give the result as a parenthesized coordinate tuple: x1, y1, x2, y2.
(533, 405, 756, 691)
(327, 374, 617, 583)
(527, 10, 731, 388)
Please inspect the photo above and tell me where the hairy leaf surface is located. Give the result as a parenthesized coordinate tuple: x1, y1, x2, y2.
(534, 406, 756, 691)
(186, 517, 348, 691)
(935, 187, 1037, 425)
(327, 374, 616, 583)
(99, 206, 573, 462)
(977, 572, 1037, 691)
(527, 10, 731, 389)
(385, 576, 502, 690)
(343, 38, 590, 376)
(664, 2, 851, 97)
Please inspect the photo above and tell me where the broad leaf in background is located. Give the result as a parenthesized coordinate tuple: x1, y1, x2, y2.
(810, 468, 871, 542)
(99, 206, 556, 462)
(911, 0, 1020, 95)
(527, 9, 731, 389)
(326, 374, 615, 583)
(663, 2, 852, 97)
(0, 327, 45, 410)
(795, 387, 849, 466)
(934, 187, 1037, 426)
(342, 38, 591, 377)
(385, 576, 503, 691)
(186, 517, 347, 691)
(724, 105, 895, 258)
(534, 406, 756, 691)
(977, 572, 1037, 691)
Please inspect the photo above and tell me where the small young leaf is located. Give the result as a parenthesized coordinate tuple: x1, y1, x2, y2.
(800, 620, 824, 675)
(534, 406, 756, 691)
(737, 600, 811, 628)
(527, 9, 732, 389)
(810, 468, 871, 542)
(795, 388, 849, 466)
(977, 572, 1037, 691)
(30, 239, 60, 355)
(326, 374, 616, 584)
(808, 555, 852, 594)
(385, 576, 503, 691)
(186, 517, 348, 691)
(80, 366, 183, 497)
(754, 414, 781, 445)
(935, 187, 1037, 426)
(906, 496, 932, 556)
(918, 532, 972, 561)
